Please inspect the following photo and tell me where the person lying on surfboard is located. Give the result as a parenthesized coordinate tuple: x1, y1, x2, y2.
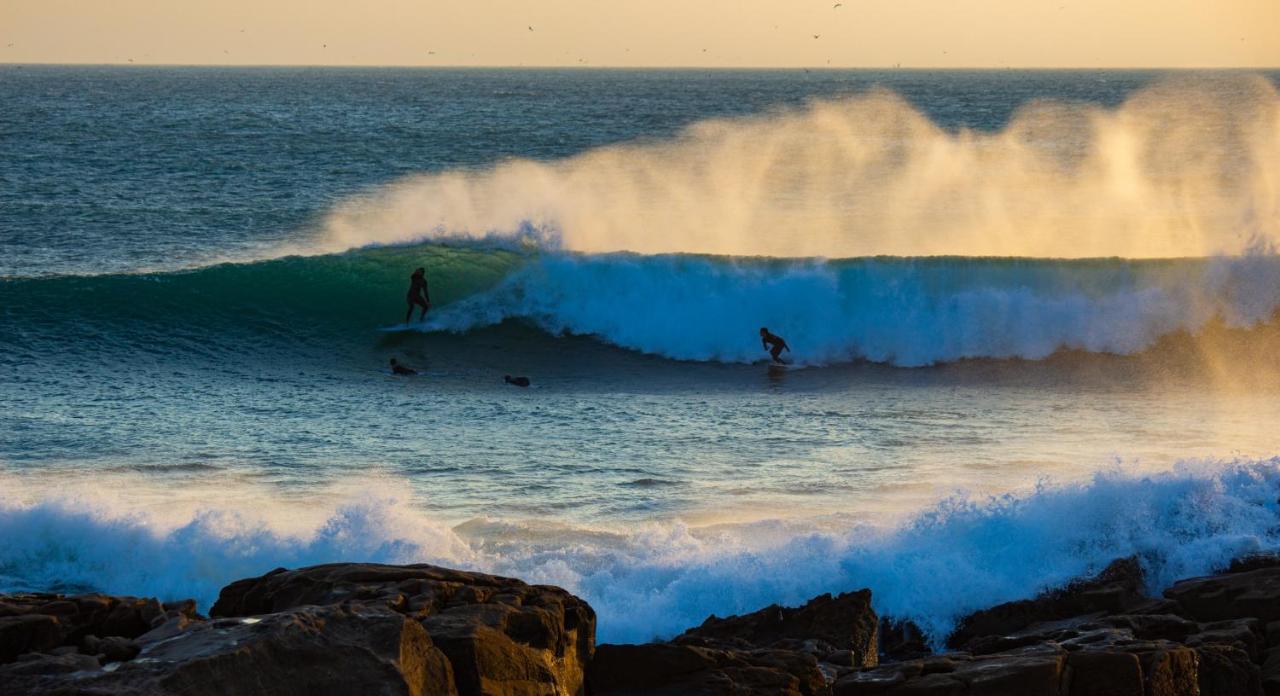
(760, 327, 791, 364)
(389, 358, 418, 375)
(405, 267, 432, 323)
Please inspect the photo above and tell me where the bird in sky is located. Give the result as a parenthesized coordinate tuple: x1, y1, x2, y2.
(813, 34, 821, 39)
(834, 3, 843, 7)
(528, 26, 534, 31)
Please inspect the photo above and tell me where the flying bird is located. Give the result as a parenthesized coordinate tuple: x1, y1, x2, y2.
(813, 34, 821, 39)
(834, 3, 843, 7)
(528, 26, 534, 31)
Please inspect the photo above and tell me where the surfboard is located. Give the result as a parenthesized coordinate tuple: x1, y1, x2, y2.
(768, 359, 811, 371)
(379, 322, 427, 333)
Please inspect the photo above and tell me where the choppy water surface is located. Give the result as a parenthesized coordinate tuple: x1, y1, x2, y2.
(2, 67, 1279, 643)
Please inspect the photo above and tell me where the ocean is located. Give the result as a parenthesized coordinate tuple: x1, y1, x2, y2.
(2, 66, 1279, 644)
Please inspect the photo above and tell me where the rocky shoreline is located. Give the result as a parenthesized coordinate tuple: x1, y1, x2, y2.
(3, 555, 1279, 695)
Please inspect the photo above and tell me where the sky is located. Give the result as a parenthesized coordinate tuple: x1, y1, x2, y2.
(2, 0, 1277, 68)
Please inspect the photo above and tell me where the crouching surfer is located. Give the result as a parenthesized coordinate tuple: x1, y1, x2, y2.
(760, 327, 790, 364)
(405, 267, 432, 323)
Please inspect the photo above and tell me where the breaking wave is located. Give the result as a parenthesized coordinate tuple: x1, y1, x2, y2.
(5, 244, 1278, 368)
(2, 458, 1278, 644)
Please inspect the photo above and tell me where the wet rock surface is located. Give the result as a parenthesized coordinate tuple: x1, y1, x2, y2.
(675, 590, 879, 668)
(0, 562, 593, 696)
(4, 557, 1280, 695)
(833, 559, 1280, 696)
(589, 591, 879, 695)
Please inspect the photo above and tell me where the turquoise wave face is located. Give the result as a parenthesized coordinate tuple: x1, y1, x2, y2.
(0, 244, 525, 355)
(5, 246, 1280, 369)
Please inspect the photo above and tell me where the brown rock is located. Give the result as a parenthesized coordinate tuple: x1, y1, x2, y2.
(1260, 645, 1280, 696)
(0, 651, 100, 678)
(2, 603, 456, 696)
(0, 592, 168, 653)
(956, 650, 1066, 695)
(81, 634, 141, 662)
(1228, 554, 1280, 574)
(948, 558, 1145, 650)
(1136, 646, 1199, 696)
(1096, 614, 1198, 643)
(1164, 566, 1280, 624)
(0, 614, 61, 662)
(588, 642, 827, 696)
(1065, 650, 1143, 696)
(1185, 618, 1262, 659)
(879, 618, 930, 662)
(677, 590, 878, 669)
(1195, 644, 1262, 696)
(211, 562, 594, 696)
(832, 663, 909, 695)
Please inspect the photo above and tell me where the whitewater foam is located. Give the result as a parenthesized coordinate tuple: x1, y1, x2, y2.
(3, 460, 1277, 644)
(417, 252, 1280, 366)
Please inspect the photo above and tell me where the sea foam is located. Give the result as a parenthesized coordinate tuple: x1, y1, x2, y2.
(2, 459, 1277, 644)
(420, 252, 1280, 366)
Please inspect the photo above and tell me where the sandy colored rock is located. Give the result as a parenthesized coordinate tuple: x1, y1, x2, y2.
(212, 562, 594, 696)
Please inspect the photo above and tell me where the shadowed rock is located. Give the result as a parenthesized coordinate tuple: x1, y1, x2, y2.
(588, 642, 827, 696)
(0, 603, 455, 696)
(1164, 566, 1280, 625)
(947, 557, 1146, 650)
(676, 590, 878, 669)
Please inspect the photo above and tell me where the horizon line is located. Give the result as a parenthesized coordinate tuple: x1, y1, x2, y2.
(4, 62, 1279, 71)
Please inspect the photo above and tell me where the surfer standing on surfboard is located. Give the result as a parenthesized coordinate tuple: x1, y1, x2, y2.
(760, 327, 790, 364)
(405, 267, 431, 323)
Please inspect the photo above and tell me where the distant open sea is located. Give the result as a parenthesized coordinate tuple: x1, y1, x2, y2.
(2, 66, 1279, 643)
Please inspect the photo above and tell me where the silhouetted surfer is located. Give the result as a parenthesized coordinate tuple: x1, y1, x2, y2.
(405, 267, 431, 323)
(389, 358, 417, 375)
(760, 327, 790, 364)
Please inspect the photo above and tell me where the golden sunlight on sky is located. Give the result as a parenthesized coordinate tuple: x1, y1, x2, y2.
(2, 0, 1277, 68)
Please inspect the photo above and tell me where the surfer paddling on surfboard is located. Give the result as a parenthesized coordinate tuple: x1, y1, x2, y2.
(405, 267, 432, 323)
(760, 327, 791, 364)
